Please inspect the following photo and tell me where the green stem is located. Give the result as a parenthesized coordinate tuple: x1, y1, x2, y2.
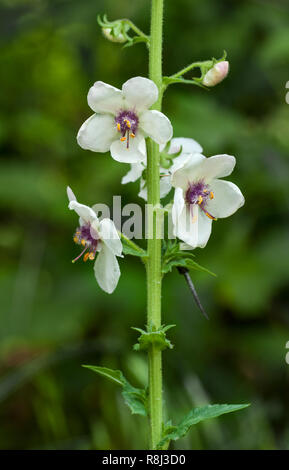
(170, 60, 211, 79)
(146, 0, 164, 450)
(125, 19, 149, 39)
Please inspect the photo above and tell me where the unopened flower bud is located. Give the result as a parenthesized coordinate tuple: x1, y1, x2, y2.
(202, 61, 229, 87)
(102, 27, 127, 43)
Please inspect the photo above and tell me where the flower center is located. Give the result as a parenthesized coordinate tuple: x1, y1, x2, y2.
(185, 180, 216, 220)
(115, 110, 138, 149)
(72, 223, 99, 263)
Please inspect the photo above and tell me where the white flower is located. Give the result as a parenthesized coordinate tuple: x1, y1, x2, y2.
(202, 61, 229, 87)
(77, 77, 173, 164)
(121, 137, 203, 200)
(171, 153, 244, 249)
(67, 187, 123, 294)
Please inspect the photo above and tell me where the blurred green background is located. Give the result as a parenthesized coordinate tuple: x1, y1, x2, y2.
(1, 0, 289, 450)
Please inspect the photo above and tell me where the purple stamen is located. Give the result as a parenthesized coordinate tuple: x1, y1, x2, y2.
(185, 180, 216, 220)
(72, 223, 99, 262)
(115, 110, 139, 149)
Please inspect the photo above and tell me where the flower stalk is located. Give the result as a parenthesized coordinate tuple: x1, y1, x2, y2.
(146, 0, 164, 450)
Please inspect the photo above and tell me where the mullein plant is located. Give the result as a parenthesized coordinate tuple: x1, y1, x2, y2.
(68, 1, 249, 450)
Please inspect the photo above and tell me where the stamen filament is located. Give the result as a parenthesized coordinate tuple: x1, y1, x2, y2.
(199, 206, 216, 220)
(72, 244, 88, 263)
(126, 129, 129, 149)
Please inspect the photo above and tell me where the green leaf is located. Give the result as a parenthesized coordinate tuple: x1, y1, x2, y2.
(162, 257, 187, 274)
(157, 404, 250, 449)
(122, 244, 147, 258)
(83, 365, 124, 386)
(162, 256, 216, 277)
(185, 259, 216, 277)
(120, 235, 147, 258)
(83, 365, 147, 416)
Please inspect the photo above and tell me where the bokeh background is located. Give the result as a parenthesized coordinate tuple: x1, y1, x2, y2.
(1, 0, 289, 450)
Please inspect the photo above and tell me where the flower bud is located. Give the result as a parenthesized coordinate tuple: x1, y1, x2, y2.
(202, 61, 229, 87)
(102, 27, 127, 43)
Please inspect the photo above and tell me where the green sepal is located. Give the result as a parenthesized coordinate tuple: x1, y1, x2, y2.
(132, 324, 175, 352)
(83, 365, 147, 416)
(157, 403, 250, 449)
(160, 143, 183, 169)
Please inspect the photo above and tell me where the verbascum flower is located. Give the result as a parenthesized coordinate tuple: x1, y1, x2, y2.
(202, 61, 229, 87)
(122, 137, 203, 200)
(171, 153, 244, 249)
(67, 187, 123, 294)
(77, 77, 173, 164)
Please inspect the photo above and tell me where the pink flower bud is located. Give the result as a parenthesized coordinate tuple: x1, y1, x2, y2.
(202, 61, 229, 87)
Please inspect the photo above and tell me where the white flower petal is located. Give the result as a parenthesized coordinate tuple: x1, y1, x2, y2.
(171, 153, 206, 190)
(122, 77, 158, 111)
(99, 218, 123, 256)
(206, 179, 245, 218)
(170, 154, 191, 173)
(122, 162, 144, 184)
(69, 200, 98, 225)
(138, 174, 172, 201)
(160, 175, 172, 198)
(169, 137, 203, 155)
(197, 154, 236, 182)
(172, 189, 212, 249)
(110, 134, 146, 163)
(138, 178, 147, 200)
(94, 245, 120, 294)
(180, 242, 194, 251)
(67, 186, 76, 202)
(140, 110, 173, 145)
(172, 189, 198, 248)
(87, 81, 123, 114)
(196, 208, 212, 248)
(77, 114, 118, 153)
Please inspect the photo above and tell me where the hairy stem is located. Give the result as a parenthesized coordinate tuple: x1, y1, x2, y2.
(146, 0, 164, 450)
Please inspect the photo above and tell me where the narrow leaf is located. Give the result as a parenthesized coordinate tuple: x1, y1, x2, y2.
(83, 365, 147, 416)
(83, 365, 125, 386)
(185, 258, 216, 277)
(157, 404, 250, 448)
